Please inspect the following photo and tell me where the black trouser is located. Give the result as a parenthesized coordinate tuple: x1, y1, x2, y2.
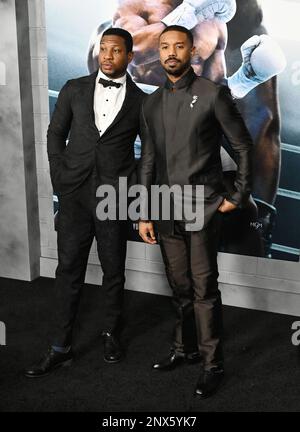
(159, 213, 223, 371)
(52, 171, 128, 347)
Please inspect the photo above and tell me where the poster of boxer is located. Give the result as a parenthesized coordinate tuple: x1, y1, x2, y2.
(45, 0, 300, 262)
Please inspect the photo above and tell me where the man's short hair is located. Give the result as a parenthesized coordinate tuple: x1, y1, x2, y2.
(160, 25, 194, 46)
(102, 28, 133, 53)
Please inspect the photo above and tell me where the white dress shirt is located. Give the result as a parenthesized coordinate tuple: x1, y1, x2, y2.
(94, 69, 127, 137)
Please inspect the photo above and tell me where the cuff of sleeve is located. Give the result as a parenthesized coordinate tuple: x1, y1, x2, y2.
(161, 3, 198, 29)
(227, 67, 260, 99)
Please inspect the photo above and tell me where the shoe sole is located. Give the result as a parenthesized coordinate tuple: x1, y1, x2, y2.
(24, 358, 73, 378)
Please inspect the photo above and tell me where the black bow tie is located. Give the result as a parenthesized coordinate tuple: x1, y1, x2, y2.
(99, 78, 122, 88)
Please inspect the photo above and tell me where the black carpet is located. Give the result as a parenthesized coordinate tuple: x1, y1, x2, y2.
(0, 276, 300, 412)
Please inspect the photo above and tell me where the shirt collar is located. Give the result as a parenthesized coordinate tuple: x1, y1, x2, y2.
(96, 69, 127, 86)
(164, 67, 196, 91)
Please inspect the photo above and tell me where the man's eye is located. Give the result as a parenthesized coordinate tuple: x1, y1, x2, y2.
(114, 49, 121, 53)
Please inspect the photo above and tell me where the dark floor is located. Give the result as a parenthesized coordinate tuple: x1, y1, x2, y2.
(0, 276, 300, 412)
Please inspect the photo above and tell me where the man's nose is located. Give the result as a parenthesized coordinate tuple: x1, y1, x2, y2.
(168, 46, 177, 56)
(104, 50, 113, 59)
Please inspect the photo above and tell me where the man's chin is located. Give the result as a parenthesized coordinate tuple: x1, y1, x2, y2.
(100, 67, 127, 79)
(164, 66, 181, 76)
(101, 69, 115, 77)
(164, 66, 188, 77)
(100, 65, 117, 75)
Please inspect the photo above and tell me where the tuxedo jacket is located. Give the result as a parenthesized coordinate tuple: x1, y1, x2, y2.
(138, 69, 253, 234)
(47, 71, 145, 196)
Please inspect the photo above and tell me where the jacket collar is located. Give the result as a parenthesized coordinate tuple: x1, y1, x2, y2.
(84, 70, 138, 137)
(164, 67, 197, 91)
(96, 68, 127, 86)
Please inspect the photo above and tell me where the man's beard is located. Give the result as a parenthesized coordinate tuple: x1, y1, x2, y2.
(100, 64, 127, 79)
(163, 59, 191, 77)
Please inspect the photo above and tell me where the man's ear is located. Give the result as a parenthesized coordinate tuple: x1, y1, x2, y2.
(191, 45, 196, 56)
(128, 51, 134, 64)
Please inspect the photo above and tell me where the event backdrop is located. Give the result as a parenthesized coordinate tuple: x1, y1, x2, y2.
(45, 0, 300, 262)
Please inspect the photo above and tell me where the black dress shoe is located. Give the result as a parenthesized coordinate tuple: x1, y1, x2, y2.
(152, 350, 201, 371)
(24, 347, 73, 378)
(102, 331, 123, 363)
(195, 367, 224, 398)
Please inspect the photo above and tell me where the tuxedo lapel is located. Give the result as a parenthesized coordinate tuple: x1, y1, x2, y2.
(82, 71, 99, 136)
(170, 90, 194, 146)
(148, 87, 165, 146)
(102, 73, 138, 137)
(81, 70, 138, 138)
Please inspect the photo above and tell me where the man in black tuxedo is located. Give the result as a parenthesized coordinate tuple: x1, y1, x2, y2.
(25, 28, 144, 378)
(138, 25, 253, 398)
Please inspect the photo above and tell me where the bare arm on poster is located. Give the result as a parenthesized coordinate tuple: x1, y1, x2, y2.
(113, 0, 172, 65)
(113, 0, 235, 66)
(113, 1, 286, 97)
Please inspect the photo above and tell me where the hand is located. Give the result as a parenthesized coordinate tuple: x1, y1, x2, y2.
(241, 35, 286, 81)
(218, 198, 237, 213)
(131, 22, 166, 66)
(138, 221, 157, 244)
(113, 1, 171, 66)
(228, 34, 286, 98)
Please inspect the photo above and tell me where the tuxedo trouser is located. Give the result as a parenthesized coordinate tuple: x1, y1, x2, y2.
(159, 213, 223, 370)
(52, 170, 128, 347)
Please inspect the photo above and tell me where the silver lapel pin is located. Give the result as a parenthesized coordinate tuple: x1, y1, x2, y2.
(190, 95, 198, 108)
